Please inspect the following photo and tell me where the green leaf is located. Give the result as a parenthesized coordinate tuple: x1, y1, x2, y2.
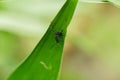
(79, 0, 120, 7)
(8, 0, 78, 80)
(108, 0, 120, 7)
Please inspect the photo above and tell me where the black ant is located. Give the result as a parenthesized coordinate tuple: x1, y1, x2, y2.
(50, 27, 64, 43)
(55, 31, 63, 43)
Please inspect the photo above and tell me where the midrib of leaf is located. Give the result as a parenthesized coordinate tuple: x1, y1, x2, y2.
(8, 0, 78, 80)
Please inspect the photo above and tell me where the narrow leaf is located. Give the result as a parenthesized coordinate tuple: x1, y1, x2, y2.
(108, 0, 120, 7)
(8, 0, 78, 80)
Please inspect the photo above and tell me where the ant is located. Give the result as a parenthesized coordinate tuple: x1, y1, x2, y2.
(50, 27, 64, 43)
(55, 31, 63, 43)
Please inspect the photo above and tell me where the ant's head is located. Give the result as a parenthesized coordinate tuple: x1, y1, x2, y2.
(56, 31, 63, 36)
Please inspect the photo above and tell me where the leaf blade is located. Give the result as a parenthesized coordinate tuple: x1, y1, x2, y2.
(108, 0, 120, 7)
(8, 0, 78, 80)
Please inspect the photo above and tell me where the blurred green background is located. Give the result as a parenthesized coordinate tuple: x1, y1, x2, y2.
(0, 0, 120, 80)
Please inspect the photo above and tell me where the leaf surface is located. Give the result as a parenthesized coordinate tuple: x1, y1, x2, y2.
(8, 0, 78, 80)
